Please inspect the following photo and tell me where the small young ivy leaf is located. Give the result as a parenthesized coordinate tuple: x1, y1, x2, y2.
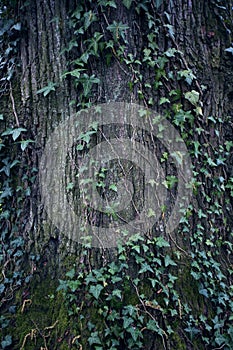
(147, 208, 156, 218)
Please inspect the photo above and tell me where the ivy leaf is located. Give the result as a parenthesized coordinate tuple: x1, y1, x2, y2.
(177, 70, 196, 85)
(83, 10, 97, 30)
(1, 335, 12, 349)
(109, 184, 117, 192)
(2, 128, 14, 137)
(107, 21, 129, 41)
(164, 24, 175, 40)
(171, 151, 184, 165)
(184, 326, 200, 339)
(19, 139, 34, 151)
(78, 130, 96, 144)
(123, 305, 136, 316)
(155, 236, 170, 248)
(184, 90, 200, 106)
(12, 128, 27, 141)
(139, 262, 154, 274)
(215, 334, 225, 346)
(147, 208, 156, 218)
(147, 319, 161, 332)
(0, 19, 14, 36)
(62, 68, 86, 79)
(11, 22, 21, 31)
(199, 288, 209, 298)
(88, 331, 102, 345)
(159, 97, 170, 105)
(112, 289, 122, 299)
(66, 268, 75, 279)
(123, 0, 133, 9)
(89, 284, 104, 299)
(164, 255, 177, 267)
(37, 81, 57, 96)
(154, 0, 164, 9)
(0, 186, 13, 198)
(0, 284, 5, 294)
(225, 47, 233, 55)
(123, 316, 133, 329)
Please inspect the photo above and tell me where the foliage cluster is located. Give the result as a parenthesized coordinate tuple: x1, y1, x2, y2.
(54, 1, 233, 349)
(0, 3, 36, 349)
(0, 0, 233, 349)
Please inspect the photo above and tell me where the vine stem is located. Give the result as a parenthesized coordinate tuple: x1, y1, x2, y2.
(9, 81, 20, 127)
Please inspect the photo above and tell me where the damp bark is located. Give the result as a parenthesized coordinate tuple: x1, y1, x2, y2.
(2, 0, 233, 349)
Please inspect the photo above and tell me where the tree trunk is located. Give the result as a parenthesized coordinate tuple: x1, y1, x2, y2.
(1, 0, 233, 349)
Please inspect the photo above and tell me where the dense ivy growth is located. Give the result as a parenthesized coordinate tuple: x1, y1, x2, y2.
(0, 0, 233, 349)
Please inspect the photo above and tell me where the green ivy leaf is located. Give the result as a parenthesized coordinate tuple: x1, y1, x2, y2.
(88, 331, 102, 345)
(1, 335, 12, 349)
(225, 47, 233, 55)
(123, 316, 133, 329)
(164, 255, 177, 267)
(12, 128, 27, 141)
(109, 184, 117, 192)
(139, 262, 154, 274)
(19, 139, 34, 150)
(0, 284, 5, 293)
(37, 81, 57, 96)
(155, 236, 170, 248)
(112, 289, 122, 299)
(107, 21, 129, 41)
(11, 22, 21, 31)
(122, 0, 133, 9)
(89, 284, 104, 299)
(159, 97, 170, 105)
(66, 268, 75, 279)
(147, 319, 161, 332)
(184, 90, 200, 106)
(154, 0, 164, 9)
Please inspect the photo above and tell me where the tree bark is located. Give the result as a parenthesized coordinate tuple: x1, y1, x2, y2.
(1, 0, 233, 349)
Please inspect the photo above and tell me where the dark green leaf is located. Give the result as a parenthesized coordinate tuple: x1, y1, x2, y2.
(154, 0, 164, 9)
(89, 284, 103, 299)
(122, 0, 133, 9)
(155, 236, 170, 248)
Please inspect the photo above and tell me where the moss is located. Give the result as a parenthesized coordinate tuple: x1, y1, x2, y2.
(176, 265, 205, 317)
(10, 275, 73, 350)
(169, 331, 187, 350)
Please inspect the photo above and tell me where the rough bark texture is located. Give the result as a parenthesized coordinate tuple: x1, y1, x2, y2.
(1, 0, 233, 349)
